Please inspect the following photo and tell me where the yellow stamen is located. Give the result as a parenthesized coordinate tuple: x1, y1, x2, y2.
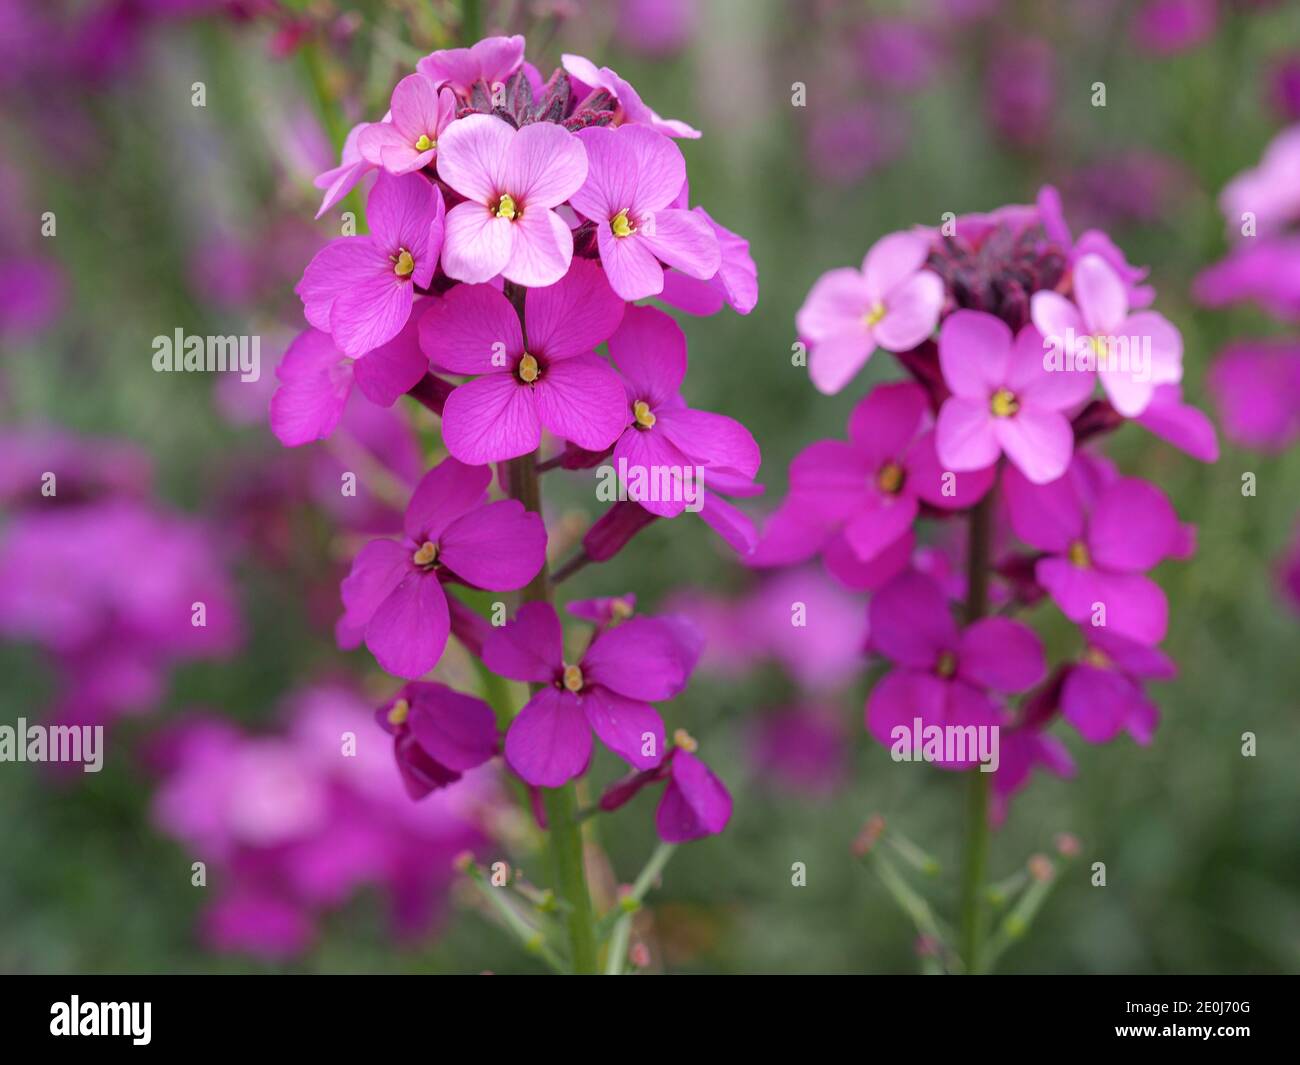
(1068, 540, 1090, 568)
(611, 208, 634, 237)
(876, 462, 904, 494)
(1083, 646, 1110, 670)
(393, 250, 415, 277)
(633, 399, 656, 429)
(518, 353, 540, 383)
(495, 193, 517, 220)
(412, 541, 438, 566)
(562, 664, 584, 693)
(387, 698, 410, 726)
(1089, 334, 1107, 358)
(414, 133, 434, 152)
(610, 598, 634, 621)
(673, 728, 698, 753)
(936, 650, 958, 678)
(864, 302, 887, 327)
(989, 388, 1019, 418)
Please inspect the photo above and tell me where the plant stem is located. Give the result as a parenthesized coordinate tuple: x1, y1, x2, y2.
(959, 492, 993, 974)
(542, 785, 599, 973)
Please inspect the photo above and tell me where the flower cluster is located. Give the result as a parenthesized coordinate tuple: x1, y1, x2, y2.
(760, 185, 1215, 819)
(277, 35, 759, 955)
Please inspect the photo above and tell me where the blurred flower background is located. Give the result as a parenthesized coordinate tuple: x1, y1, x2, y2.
(2, 0, 1299, 974)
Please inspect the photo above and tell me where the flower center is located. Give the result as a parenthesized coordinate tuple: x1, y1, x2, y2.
(611, 208, 635, 237)
(562, 664, 584, 693)
(412, 541, 438, 567)
(673, 728, 698, 752)
(876, 461, 905, 495)
(414, 133, 435, 152)
(633, 399, 656, 429)
(864, 302, 887, 327)
(1068, 540, 1090, 568)
(495, 193, 518, 221)
(387, 698, 410, 726)
(1083, 646, 1110, 669)
(989, 388, 1019, 417)
(610, 598, 634, 621)
(517, 353, 540, 383)
(1088, 334, 1107, 358)
(936, 650, 958, 678)
(393, 249, 415, 277)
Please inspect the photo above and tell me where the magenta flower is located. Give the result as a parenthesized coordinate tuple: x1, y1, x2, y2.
(786, 381, 994, 565)
(866, 569, 1046, 768)
(936, 311, 1093, 485)
(1134, 383, 1220, 462)
(1031, 253, 1183, 417)
(313, 122, 376, 219)
(1003, 460, 1185, 645)
(420, 258, 627, 463)
(435, 114, 587, 287)
(1192, 237, 1300, 322)
(1132, 0, 1217, 56)
(297, 173, 445, 357)
(416, 35, 526, 98)
(375, 682, 499, 799)
(562, 53, 701, 139)
(270, 307, 432, 447)
(658, 203, 758, 316)
(359, 74, 457, 176)
(485, 602, 693, 787)
(569, 124, 720, 301)
(796, 231, 944, 395)
(339, 457, 547, 679)
(606, 305, 760, 516)
(598, 741, 733, 842)
(1206, 341, 1300, 451)
(1061, 629, 1173, 744)
(991, 726, 1075, 824)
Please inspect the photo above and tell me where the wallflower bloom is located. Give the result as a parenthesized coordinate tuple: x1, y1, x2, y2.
(570, 124, 719, 301)
(1031, 252, 1183, 417)
(421, 258, 626, 463)
(312, 122, 376, 219)
(599, 742, 732, 842)
(785, 381, 994, 567)
(359, 74, 457, 176)
(297, 173, 445, 357)
(936, 311, 1093, 484)
(606, 305, 760, 516)
(340, 458, 547, 679)
(562, 53, 701, 139)
(1003, 460, 1184, 645)
(375, 682, 499, 799)
(657, 196, 758, 316)
(866, 569, 1045, 767)
(796, 231, 944, 395)
(417, 35, 526, 98)
(1206, 341, 1300, 451)
(1060, 629, 1173, 744)
(485, 602, 692, 787)
(436, 113, 587, 287)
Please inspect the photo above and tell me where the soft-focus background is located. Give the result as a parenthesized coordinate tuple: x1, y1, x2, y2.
(2, 0, 1299, 974)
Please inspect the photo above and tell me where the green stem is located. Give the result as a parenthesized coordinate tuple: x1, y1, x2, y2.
(460, 0, 483, 43)
(959, 492, 993, 974)
(603, 842, 676, 975)
(542, 785, 599, 974)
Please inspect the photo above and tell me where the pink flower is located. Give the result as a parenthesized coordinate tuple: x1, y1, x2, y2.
(985, 35, 1055, 147)
(1192, 237, 1300, 322)
(605, 305, 760, 516)
(484, 602, 693, 787)
(420, 258, 627, 463)
(1031, 252, 1183, 417)
(1133, 383, 1220, 462)
(1206, 342, 1300, 451)
(796, 231, 944, 395)
(1003, 459, 1186, 645)
(270, 308, 433, 447)
(936, 311, 1093, 484)
(375, 682, 499, 799)
(658, 205, 758, 316)
(569, 124, 720, 301)
(785, 381, 995, 566)
(866, 569, 1046, 768)
(358, 74, 457, 176)
(312, 122, 376, 219)
(1061, 629, 1173, 744)
(416, 35, 526, 98)
(1218, 126, 1300, 239)
(435, 114, 587, 287)
(339, 458, 547, 679)
(599, 744, 733, 842)
(562, 53, 701, 139)
(297, 173, 445, 357)
(1132, 0, 1217, 56)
